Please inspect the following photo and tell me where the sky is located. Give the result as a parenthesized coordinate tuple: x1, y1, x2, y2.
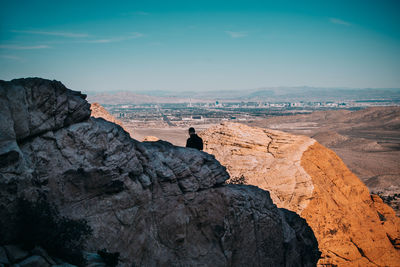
(0, 0, 399, 92)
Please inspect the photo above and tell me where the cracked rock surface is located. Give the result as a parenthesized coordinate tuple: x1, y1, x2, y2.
(0, 78, 320, 266)
(201, 122, 400, 266)
(200, 123, 315, 213)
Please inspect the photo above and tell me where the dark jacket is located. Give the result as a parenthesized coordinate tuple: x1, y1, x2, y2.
(186, 134, 203, 150)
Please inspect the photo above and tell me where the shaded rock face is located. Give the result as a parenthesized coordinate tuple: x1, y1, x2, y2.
(0, 78, 90, 141)
(0, 78, 320, 266)
(201, 123, 400, 267)
(0, 244, 109, 267)
(0, 78, 90, 175)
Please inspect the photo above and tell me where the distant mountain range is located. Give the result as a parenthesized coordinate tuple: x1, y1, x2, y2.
(87, 87, 400, 104)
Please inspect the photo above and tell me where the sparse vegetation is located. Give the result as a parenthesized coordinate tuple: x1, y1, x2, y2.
(373, 191, 400, 205)
(227, 175, 247, 185)
(15, 197, 92, 266)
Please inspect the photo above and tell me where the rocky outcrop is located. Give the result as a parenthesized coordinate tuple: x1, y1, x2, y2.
(246, 106, 400, 216)
(301, 143, 400, 266)
(0, 78, 320, 266)
(0, 78, 90, 141)
(0, 78, 90, 173)
(90, 102, 125, 129)
(201, 122, 400, 266)
(200, 123, 315, 213)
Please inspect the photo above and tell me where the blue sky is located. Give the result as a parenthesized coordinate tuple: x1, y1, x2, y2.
(0, 0, 399, 92)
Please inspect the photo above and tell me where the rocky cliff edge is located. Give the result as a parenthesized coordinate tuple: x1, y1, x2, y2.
(0, 78, 320, 266)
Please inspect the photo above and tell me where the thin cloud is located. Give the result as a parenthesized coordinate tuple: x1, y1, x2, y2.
(134, 11, 149, 15)
(121, 11, 149, 16)
(225, 31, 247, 38)
(329, 18, 351, 26)
(0, 44, 51, 50)
(11, 30, 89, 38)
(0, 54, 23, 61)
(86, 39, 116, 44)
(83, 32, 143, 43)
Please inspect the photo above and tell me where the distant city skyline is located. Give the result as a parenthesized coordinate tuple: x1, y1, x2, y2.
(1, 0, 399, 92)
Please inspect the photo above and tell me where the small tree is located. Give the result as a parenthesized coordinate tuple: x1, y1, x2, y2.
(15, 197, 92, 266)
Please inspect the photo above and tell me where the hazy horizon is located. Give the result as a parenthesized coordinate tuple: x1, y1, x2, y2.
(1, 0, 400, 92)
(85, 85, 400, 93)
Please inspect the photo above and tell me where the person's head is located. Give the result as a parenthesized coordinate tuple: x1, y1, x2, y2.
(188, 127, 195, 135)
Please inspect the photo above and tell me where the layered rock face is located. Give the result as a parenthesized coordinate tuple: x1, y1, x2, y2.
(0, 78, 90, 171)
(0, 78, 320, 266)
(201, 123, 400, 266)
(200, 123, 315, 213)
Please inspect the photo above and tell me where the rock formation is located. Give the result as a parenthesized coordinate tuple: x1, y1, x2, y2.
(90, 102, 125, 129)
(0, 78, 320, 266)
(200, 122, 400, 266)
(0, 244, 109, 267)
(246, 107, 400, 216)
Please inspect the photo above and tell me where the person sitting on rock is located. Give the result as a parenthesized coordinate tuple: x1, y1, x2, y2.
(186, 127, 203, 150)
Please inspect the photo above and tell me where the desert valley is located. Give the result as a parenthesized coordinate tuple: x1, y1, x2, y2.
(94, 97, 400, 216)
(1, 1, 400, 266)
(1, 78, 399, 266)
(88, 84, 400, 266)
(0, 77, 399, 267)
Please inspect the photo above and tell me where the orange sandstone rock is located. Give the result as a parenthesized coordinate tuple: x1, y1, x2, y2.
(201, 122, 400, 266)
(301, 142, 400, 266)
(90, 102, 125, 128)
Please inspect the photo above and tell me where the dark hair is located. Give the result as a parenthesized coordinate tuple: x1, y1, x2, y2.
(188, 127, 195, 133)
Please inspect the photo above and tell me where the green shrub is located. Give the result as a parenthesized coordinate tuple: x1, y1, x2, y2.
(15, 197, 92, 266)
